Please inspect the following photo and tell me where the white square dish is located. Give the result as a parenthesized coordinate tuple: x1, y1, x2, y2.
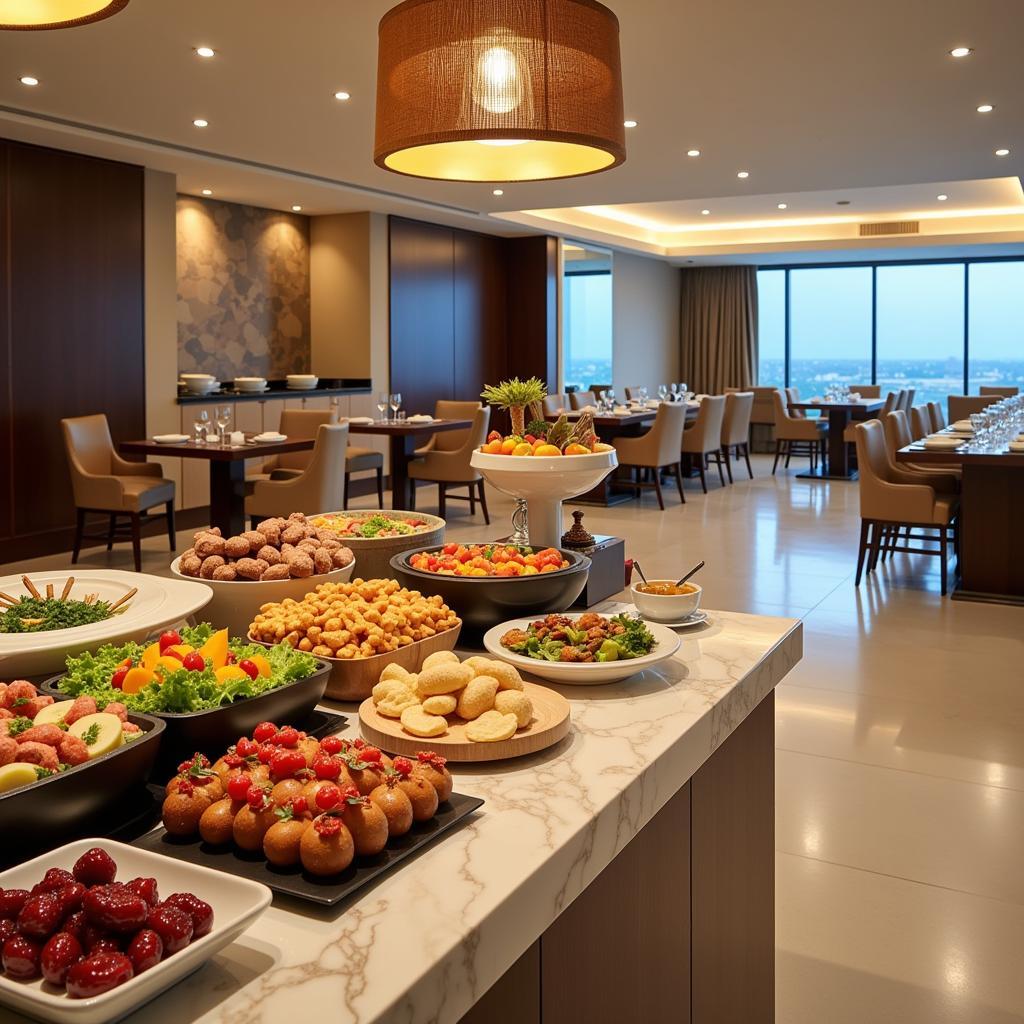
(0, 838, 271, 1024)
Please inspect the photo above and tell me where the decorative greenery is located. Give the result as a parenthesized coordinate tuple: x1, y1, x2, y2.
(525, 419, 549, 439)
(1, 596, 114, 634)
(481, 377, 548, 436)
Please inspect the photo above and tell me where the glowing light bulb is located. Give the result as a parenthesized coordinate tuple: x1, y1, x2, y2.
(474, 44, 523, 115)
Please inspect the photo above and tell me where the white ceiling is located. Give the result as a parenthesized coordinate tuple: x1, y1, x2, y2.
(0, 0, 1022, 257)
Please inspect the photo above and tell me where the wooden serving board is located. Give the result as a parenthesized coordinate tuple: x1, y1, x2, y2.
(358, 680, 571, 762)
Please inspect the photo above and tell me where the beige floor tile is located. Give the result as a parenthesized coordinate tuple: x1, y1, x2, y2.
(777, 853, 1024, 1024)
(777, 749, 1024, 905)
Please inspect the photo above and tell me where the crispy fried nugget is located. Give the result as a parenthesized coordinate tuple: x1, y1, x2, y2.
(465, 710, 518, 743)
(455, 675, 499, 720)
(417, 662, 473, 697)
(400, 705, 448, 738)
(421, 694, 457, 716)
(494, 690, 533, 728)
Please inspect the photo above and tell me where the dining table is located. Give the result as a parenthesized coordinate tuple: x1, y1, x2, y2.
(788, 398, 886, 480)
(895, 438, 1024, 604)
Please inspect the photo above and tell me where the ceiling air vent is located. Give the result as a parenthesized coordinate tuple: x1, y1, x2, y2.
(859, 220, 920, 237)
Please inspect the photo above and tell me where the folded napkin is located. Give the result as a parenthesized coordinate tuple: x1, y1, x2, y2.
(347, 416, 374, 425)
(952, 420, 975, 431)
(253, 432, 287, 442)
(407, 414, 434, 422)
(923, 437, 964, 448)
(1009, 441, 1024, 452)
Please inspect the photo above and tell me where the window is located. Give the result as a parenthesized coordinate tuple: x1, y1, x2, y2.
(876, 264, 965, 408)
(968, 262, 1024, 395)
(757, 269, 785, 387)
(755, 257, 1023, 404)
(789, 267, 872, 400)
(562, 243, 613, 391)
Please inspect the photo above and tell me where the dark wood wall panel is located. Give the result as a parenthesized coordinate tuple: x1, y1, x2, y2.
(458, 943, 540, 1024)
(0, 139, 144, 560)
(0, 142, 11, 543)
(505, 236, 558, 393)
(453, 230, 506, 403)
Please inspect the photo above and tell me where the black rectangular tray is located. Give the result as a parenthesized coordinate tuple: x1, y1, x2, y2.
(131, 792, 484, 906)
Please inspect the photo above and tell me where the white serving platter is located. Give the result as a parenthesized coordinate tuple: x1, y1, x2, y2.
(0, 838, 271, 1024)
(482, 615, 681, 685)
(0, 570, 212, 677)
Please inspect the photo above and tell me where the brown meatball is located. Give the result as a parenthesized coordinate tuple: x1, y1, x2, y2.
(260, 564, 291, 581)
(212, 564, 238, 581)
(199, 555, 225, 579)
(332, 547, 353, 569)
(234, 558, 263, 581)
(257, 545, 281, 565)
(179, 555, 203, 577)
(224, 536, 250, 559)
(287, 553, 314, 578)
(195, 534, 226, 558)
(313, 548, 333, 576)
(281, 523, 307, 546)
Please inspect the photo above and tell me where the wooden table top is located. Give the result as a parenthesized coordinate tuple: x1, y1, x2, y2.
(345, 418, 471, 436)
(120, 436, 315, 461)
(896, 441, 1024, 467)
(790, 399, 885, 412)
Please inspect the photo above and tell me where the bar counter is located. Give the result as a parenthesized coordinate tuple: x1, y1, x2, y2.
(0, 607, 800, 1024)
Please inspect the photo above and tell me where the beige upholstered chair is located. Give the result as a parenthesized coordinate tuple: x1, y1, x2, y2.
(720, 391, 754, 481)
(882, 411, 959, 492)
(745, 387, 784, 427)
(854, 420, 958, 595)
(979, 386, 1019, 397)
(409, 407, 491, 521)
(784, 386, 808, 418)
(246, 423, 349, 524)
(541, 394, 570, 418)
(842, 390, 898, 447)
(681, 395, 727, 492)
(772, 391, 827, 474)
(624, 387, 643, 401)
(850, 385, 881, 398)
(252, 408, 383, 509)
(896, 388, 915, 414)
(927, 401, 946, 432)
(909, 405, 932, 441)
(415, 400, 481, 456)
(614, 403, 688, 508)
(948, 395, 999, 422)
(570, 390, 598, 410)
(61, 414, 175, 572)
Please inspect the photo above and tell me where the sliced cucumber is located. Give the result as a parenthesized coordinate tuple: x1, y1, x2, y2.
(68, 712, 124, 759)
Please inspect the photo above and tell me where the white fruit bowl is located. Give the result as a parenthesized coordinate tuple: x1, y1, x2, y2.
(470, 449, 617, 547)
(0, 838, 271, 1024)
(0, 570, 213, 679)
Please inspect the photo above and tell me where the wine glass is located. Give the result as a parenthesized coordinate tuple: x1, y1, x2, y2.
(376, 393, 389, 422)
(389, 393, 402, 421)
(658, 384, 668, 402)
(216, 405, 231, 443)
(193, 410, 209, 444)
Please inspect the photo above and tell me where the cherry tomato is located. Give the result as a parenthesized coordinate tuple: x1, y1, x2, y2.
(238, 660, 260, 681)
(276, 726, 299, 748)
(442, 542, 458, 556)
(319, 736, 343, 755)
(225, 652, 237, 665)
(226, 775, 251, 801)
(110, 668, 129, 690)
(253, 722, 277, 743)
(158, 630, 182, 653)
(182, 652, 205, 672)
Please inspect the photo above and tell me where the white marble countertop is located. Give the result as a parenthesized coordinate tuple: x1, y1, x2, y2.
(0, 607, 800, 1024)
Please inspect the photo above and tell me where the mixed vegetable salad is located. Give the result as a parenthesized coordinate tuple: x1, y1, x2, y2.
(312, 513, 433, 539)
(58, 624, 318, 714)
(500, 612, 656, 663)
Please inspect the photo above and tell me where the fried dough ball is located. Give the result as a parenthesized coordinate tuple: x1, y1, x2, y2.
(263, 818, 309, 867)
(422, 651, 460, 671)
(198, 797, 242, 845)
(212, 564, 238, 581)
(179, 555, 202, 577)
(199, 555, 225, 579)
(494, 690, 533, 729)
(286, 552, 314, 578)
(313, 548, 334, 575)
(300, 815, 354, 876)
(261, 564, 290, 581)
(257, 545, 281, 566)
(417, 662, 473, 697)
(195, 534, 226, 558)
(224, 536, 250, 559)
(234, 558, 263, 581)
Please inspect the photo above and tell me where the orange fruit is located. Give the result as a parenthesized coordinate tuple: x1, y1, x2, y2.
(512, 442, 533, 456)
(500, 437, 519, 455)
(533, 444, 563, 457)
(483, 439, 503, 455)
(564, 443, 591, 456)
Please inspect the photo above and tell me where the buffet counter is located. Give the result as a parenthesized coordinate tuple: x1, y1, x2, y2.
(0, 607, 799, 1024)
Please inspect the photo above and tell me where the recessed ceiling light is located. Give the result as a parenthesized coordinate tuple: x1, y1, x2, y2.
(192, 118, 209, 128)
(937, 194, 948, 201)
(195, 46, 216, 58)
(777, 203, 788, 209)
(291, 205, 303, 212)
(493, 189, 504, 196)
(334, 91, 351, 101)
(836, 200, 851, 205)
(976, 104, 994, 113)
(701, 209, 710, 215)
(19, 75, 38, 86)
(201, 188, 213, 196)
(949, 46, 973, 58)
(737, 171, 749, 179)
(623, 120, 638, 128)
(995, 148, 1010, 157)
(687, 149, 700, 157)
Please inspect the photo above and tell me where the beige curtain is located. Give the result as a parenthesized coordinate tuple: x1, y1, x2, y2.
(679, 267, 758, 393)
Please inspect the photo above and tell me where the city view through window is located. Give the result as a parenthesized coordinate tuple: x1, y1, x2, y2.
(562, 243, 613, 391)
(758, 260, 1024, 406)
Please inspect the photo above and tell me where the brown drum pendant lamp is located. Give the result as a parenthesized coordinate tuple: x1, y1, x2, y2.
(375, 0, 626, 182)
(0, 0, 128, 29)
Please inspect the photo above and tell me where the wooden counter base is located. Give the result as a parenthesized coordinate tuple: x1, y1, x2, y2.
(460, 691, 775, 1024)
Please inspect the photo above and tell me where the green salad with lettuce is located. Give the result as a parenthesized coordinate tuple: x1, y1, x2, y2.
(59, 624, 318, 714)
(500, 612, 656, 663)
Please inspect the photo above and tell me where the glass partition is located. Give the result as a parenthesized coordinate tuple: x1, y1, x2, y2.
(561, 242, 612, 391)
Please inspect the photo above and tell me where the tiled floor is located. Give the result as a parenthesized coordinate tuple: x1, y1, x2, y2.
(6, 455, 1024, 1022)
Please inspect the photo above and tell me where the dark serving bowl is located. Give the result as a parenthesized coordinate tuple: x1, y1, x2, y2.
(389, 545, 591, 632)
(41, 659, 332, 770)
(0, 708, 164, 864)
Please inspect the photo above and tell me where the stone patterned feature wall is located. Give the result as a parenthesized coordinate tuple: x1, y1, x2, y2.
(177, 196, 311, 378)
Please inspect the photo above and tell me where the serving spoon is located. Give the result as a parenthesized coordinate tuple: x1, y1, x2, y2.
(674, 560, 705, 588)
(632, 560, 649, 586)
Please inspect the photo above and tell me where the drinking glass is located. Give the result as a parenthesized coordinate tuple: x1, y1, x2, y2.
(669, 383, 679, 401)
(216, 405, 231, 443)
(389, 393, 402, 420)
(193, 411, 209, 444)
(376, 393, 389, 422)
(658, 384, 668, 402)
(606, 388, 617, 408)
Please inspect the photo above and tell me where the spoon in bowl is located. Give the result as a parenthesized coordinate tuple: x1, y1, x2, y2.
(674, 560, 704, 588)
(632, 560, 649, 586)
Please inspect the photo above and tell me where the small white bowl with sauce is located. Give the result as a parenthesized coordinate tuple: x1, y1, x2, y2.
(630, 580, 702, 622)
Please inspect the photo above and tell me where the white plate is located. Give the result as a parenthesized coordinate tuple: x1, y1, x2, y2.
(0, 570, 212, 677)
(346, 416, 374, 425)
(0, 839, 271, 1024)
(152, 434, 189, 444)
(407, 416, 435, 424)
(482, 615, 681, 685)
(633, 608, 708, 630)
(252, 432, 287, 442)
(285, 382, 318, 390)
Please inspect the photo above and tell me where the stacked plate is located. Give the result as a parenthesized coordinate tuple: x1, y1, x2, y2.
(234, 376, 268, 393)
(179, 374, 220, 396)
(287, 374, 319, 390)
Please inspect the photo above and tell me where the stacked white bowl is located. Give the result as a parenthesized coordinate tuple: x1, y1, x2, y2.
(286, 374, 319, 390)
(234, 376, 268, 393)
(180, 374, 219, 395)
